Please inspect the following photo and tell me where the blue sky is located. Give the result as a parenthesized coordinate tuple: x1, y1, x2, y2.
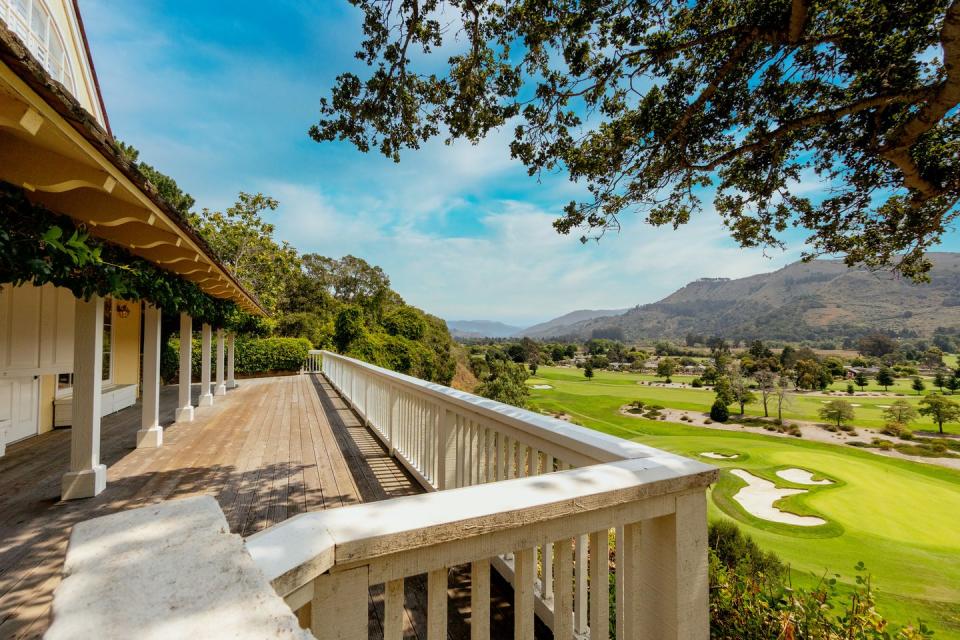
(81, 1, 959, 326)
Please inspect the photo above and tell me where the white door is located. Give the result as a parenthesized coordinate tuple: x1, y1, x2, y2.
(0, 377, 40, 443)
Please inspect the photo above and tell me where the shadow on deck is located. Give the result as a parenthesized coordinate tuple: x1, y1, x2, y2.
(0, 374, 548, 639)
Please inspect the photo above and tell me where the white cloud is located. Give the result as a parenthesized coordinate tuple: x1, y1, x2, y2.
(268, 182, 800, 326)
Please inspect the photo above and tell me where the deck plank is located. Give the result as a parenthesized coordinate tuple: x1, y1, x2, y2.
(0, 373, 542, 640)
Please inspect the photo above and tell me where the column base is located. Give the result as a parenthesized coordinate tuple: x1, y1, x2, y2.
(61, 464, 107, 500)
(136, 426, 163, 448)
(199, 393, 214, 407)
(227, 380, 238, 389)
(215, 384, 226, 396)
(175, 405, 194, 422)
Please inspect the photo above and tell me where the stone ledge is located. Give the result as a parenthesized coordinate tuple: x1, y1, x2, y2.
(46, 495, 313, 640)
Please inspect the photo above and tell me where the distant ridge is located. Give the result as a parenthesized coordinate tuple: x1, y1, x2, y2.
(446, 320, 525, 339)
(527, 254, 960, 342)
(519, 308, 630, 338)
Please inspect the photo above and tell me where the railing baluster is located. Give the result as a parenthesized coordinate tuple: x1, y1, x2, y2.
(427, 568, 448, 640)
(497, 433, 507, 481)
(470, 559, 490, 640)
(514, 547, 535, 640)
(574, 534, 588, 636)
(384, 578, 405, 640)
(622, 521, 643, 638)
(310, 568, 368, 640)
(456, 415, 466, 488)
(553, 537, 573, 639)
(590, 529, 610, 640)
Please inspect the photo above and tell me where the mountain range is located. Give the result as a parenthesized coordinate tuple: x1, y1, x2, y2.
(447, 253, 960, 342)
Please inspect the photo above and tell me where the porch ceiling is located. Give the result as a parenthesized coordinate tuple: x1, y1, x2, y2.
(0, 24, 264, 316)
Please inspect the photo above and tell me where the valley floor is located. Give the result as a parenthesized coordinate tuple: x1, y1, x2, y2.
(528, 366, 960, 639)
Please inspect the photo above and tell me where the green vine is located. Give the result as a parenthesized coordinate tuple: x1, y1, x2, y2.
(0, 181, 238, 325)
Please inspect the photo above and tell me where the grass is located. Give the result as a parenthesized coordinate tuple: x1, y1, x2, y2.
(541, 366, 959, 434)
(528, 366, 960, 637)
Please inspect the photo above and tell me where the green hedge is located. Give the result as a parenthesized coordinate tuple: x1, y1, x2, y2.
(164, 336, 311, 382)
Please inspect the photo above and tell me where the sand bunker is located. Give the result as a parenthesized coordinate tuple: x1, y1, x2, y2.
(776, 468, 832, 485)
(530, 384, 553, 389)
(729, 470, 826, 527)
(701, 452, 738, 459)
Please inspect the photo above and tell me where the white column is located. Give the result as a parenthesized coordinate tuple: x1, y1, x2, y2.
(198, 323, 214, 407)
(61, 295, 107, 500)
(214, 328, 226, 396)
(136, 303, 163, 448)
(175, 312, 194, 422)
(227, 333, 237, 389)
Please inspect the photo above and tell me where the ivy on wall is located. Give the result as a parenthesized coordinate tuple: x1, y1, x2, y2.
(0, 181, 238, 325)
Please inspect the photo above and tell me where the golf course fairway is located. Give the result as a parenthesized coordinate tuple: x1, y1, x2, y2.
(527, 366, 960, 637)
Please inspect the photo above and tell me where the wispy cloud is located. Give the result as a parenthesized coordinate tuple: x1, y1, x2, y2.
(82, 1, 840, 326)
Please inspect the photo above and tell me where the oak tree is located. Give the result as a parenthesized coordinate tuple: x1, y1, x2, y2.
(316, 0, 960, 279)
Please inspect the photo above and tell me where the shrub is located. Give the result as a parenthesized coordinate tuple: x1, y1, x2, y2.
(710, 399, 730, 422)
(172, 336, 312, 379)
(708, 524, 935, 638)
(691, 377, 703, 388)
(881, 422, 913, 439)
(233, 337, 312, 375)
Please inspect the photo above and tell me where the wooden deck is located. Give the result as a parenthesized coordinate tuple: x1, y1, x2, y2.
(0, 374, 544, 640)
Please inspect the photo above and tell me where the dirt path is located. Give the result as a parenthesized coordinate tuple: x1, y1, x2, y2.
(619, 406, 960, 471)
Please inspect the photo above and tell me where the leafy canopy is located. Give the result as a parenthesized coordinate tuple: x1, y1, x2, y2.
(189, 193, 299, 313)
(819, 398, 856, 426)
(316, 0, 960, 279)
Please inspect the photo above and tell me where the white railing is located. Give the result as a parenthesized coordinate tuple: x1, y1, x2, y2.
(304, 349, 323, 374)
(259, 351, 718, 639)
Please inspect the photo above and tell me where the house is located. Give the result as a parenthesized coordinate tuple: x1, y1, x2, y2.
(844, 365, 879, 380)
(0, 4, 716, 639)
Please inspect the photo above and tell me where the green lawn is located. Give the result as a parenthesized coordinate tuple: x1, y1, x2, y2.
(545, 366, 959, 434)
(528, 367, 960, 637)
(945, 353, 959, 369)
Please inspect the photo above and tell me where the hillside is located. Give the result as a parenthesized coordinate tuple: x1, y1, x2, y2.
(519, 308, 629, 338)
(534, 254, 960, 342)
(447, 320, 525, 339)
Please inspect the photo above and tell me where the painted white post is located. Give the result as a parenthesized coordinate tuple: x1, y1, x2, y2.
(61, 295, 107, 500)
(198, 323, 213, 407)
(437, 410, 458, 490)
(227, 333, 237, 389)
(136, 303, 163, 448)
(214, 328, 226, 396)
(636, 492, 709, 639)
(175, 312, 194, 422)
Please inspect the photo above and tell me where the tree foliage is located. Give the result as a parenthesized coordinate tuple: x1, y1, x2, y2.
(475, 358, 530, 407)
(918, 393, 960, 433)
(883, 399, 919, 425)
(117, 141, 196, 217)
(819, 399, 856, 427)
(316, 0, 960, 279)
(189, 193, 299, 313)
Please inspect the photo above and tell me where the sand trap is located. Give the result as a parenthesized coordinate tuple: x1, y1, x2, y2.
(729, 470, 826, 527)
(877, 404, 891, 408)
(776, 468, 833, 485)
(531, 384, 553, 389)
(701, 452, 738, 459)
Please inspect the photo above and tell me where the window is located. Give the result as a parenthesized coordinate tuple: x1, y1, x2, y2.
(102, 298, 112, 383)
(0, 0, 75, 93)
(56, 372, 73, 397)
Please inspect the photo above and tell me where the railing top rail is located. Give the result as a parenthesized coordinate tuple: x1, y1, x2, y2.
(320, 350, 677, 464)
(246, 456, 716, 596)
